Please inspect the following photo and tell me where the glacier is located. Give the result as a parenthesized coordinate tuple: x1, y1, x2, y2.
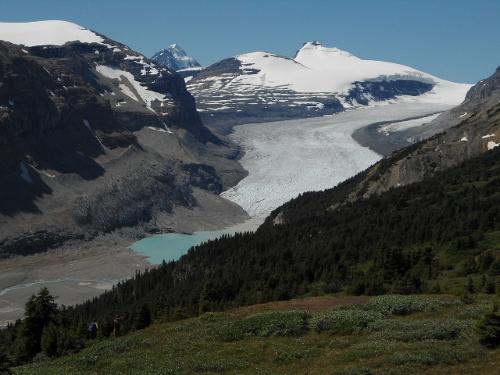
(221, 102, 456, 218)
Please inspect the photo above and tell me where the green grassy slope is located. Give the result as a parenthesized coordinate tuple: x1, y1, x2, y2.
(14, 294, 500, 375)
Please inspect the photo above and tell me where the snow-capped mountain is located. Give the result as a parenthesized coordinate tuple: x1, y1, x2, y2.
(0, 20, 106, 46)
(151, 44, 201, 71)
(0, 21, 243, 257)
(187, 41, 471, 127)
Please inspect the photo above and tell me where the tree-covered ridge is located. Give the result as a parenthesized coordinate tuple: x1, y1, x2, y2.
(73, 147, 500, 321)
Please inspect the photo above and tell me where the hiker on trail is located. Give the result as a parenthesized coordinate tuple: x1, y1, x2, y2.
(88, 320, 98, 339)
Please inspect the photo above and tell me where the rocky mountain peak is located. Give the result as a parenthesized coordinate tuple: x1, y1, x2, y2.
(464, 65, 500, 102)
(151, 44, 200, 71)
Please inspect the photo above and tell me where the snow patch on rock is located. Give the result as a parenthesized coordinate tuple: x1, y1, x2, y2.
(487, 141, 499, 150)
(95, 65, 166, 111)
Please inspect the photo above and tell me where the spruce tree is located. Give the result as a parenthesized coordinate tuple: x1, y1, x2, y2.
(134, 304, 152, 330)
(41, 323, 59, 357)
(12, 288, 58, 363)
(467, 276, 476, 294)
(477, 305, 500, 348)
(0, 349, 11, 375)
(484, 278, 496, 294)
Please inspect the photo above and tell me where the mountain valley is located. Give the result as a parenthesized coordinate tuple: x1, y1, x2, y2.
(0, 13, 499, 374)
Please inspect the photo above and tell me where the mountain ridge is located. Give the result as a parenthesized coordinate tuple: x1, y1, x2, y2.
(0, 21, 247, 258)
(187, 41, 470, 128)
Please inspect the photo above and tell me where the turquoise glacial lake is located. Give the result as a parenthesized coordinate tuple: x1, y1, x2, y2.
(130, 218, 263, 265)
(130, 230, 229, 265)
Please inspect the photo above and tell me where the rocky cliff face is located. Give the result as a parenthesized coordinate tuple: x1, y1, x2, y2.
(350, 67, 500, 201)
(0, 23, 245, 258)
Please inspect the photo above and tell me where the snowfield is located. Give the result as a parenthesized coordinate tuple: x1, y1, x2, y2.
(232, 42, 470, 106)
(221, 103, 455, 218)
(0, 20, 106, 47)
(188, 41, 472, 121)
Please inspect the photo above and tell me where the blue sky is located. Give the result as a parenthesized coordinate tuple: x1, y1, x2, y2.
(1, 0, 499, 83)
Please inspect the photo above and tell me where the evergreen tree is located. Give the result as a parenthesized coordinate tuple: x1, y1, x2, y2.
(12, 288, 58, 362)
(55, 328, 84, 356)
(467, 276, 476, 294)
(489, 259, 500, 276)
(0, 349, 12, 375)
(41, 323, 59, 357)
(480, 275, 487, 289)
(134, 304, 152, 330)
(484, 278, 496, 294)
(478, 252, 494, 272)
(477, 305, 500, 348)
(198, 284, 211, 314)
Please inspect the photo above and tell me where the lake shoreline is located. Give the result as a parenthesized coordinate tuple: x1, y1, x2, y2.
(130, 216, 264, 264)
(0, 232, 149, 327)
(0, 191, 255, 326)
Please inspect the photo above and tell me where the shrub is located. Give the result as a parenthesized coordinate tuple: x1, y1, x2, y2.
(476, 307, 500, 348)
(466, 276, 476, 293)
(460, 293, 476, 305)
(455, 303, 491, 320)
(312, 308, 383, 334)
(188, 357, 248, 373)
(198, 312, 223, 322)
(273, 346, 317, 363)
(484, 278, 496, 294)
(367, 295, 449, 315)
(489, 259, 500, 276)
(328, 337, 353, 349)
(369, 319, 469, 342)
(389, 342, 485, 366)
(333, 367, 373, 375)
(218, 311, 309, 341)
(337, 339, 400, 362)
